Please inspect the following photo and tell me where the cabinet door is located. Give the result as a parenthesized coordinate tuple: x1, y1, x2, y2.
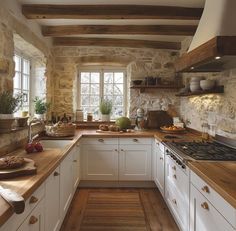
(155, 143, 165, 195)
(45, 167, 60, 231)
(119, 144, 151, 181)
(72, 144, 80, 191)
(17, 199, 45, 231)
(190, 185, 234, 231)
(82, 144, 118, 180)
(60, 151, 73, 219)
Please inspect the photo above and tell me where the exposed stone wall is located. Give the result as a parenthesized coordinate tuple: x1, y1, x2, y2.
(179, 38, 236, 139)
(0, 4, 52, 151)
(52, 46, 180, 118)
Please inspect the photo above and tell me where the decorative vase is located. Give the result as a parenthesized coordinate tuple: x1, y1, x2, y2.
(101, 114, 110, 122)
(34, 114, 45, 120)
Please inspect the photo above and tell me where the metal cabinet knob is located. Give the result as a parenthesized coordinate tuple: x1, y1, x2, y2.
(121, 149, 124, 152)
(133, 139, 138, 142)
(98, 138, 104, 142)
(29, 196, 38, 204)
(54, 171, 60, 176)
(29, 215, 38, 225)
(160, 157, 163, 161)
(201, 186, 210, 193)
(172, 166, 176, 171)
(201, 202, 209, 210)
(73, 160, 77, 162)
(173, 174, 177, 179)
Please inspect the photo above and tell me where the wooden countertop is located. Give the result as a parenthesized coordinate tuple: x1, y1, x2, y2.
(188, 161, 236, 208)
(0, 129, 235, 227)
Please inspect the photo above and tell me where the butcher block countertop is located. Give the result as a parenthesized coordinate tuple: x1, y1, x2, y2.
(0, 129, 235, 227)
(188, 161, 236, 208)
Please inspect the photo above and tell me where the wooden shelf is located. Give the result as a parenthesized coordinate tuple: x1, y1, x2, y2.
(176, 85, 224, 97)
(130, 85, 182, 93)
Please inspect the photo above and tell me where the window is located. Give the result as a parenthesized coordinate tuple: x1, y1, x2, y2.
(79, 68, 126, 120)
(13, 54, 30, 112)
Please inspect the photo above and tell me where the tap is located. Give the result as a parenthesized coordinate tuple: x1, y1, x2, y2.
(28, 118, 44, 143)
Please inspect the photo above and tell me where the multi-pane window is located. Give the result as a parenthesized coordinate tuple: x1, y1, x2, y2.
(79, 69, 126, 120)
(13, 54, 30, 112)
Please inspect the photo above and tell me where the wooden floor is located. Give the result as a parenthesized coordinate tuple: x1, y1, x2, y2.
(60, 188, 179, 231)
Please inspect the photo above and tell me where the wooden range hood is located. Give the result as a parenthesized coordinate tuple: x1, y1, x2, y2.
(175, 36, 236, 72)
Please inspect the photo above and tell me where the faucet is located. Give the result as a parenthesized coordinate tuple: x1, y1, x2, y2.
(28, 118, 44, 143)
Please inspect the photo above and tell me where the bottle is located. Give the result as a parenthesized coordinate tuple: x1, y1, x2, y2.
(61, 113, 69, 123)
(51, 112, 57, 124)
(201, 122, 209, 140)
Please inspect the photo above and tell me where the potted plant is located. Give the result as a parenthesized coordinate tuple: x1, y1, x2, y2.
(0, 91, 22, 129)
(99, 98, 113, 122)
(34, 97, 50, 120)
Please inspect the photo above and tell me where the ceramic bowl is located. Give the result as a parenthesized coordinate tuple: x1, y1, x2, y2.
(190, 83, 201, 92)
(200, 80, 215, 90)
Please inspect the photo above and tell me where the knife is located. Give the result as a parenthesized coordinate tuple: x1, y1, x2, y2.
(0, 186, 25, 214)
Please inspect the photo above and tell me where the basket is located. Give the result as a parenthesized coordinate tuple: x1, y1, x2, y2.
(45, 123, 76, 137)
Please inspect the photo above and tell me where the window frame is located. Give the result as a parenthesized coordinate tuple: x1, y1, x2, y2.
(13, 51, 32, 113)
(78, 66, 127, 119)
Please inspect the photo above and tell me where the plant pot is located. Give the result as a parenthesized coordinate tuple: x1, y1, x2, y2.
(34, 114, 45, 120)
(101, 114, 110, 122)
(0, 114, 15, 130)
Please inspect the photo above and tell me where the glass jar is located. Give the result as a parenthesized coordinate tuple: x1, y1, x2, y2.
(87, 112, 93, 122)
(201, 122, 209, 140)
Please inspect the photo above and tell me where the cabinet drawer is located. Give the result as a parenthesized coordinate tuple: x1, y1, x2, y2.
(119, 138, 152, 145)
(191, 171, 236, 228)
(81, 138, 118, 145)
(1, 183, 45, 231)
(190, 184, 235, 231)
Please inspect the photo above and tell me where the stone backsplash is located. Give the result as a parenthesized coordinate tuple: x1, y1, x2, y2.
(179, 38, 236, 139)
(52, 46, 180, 118)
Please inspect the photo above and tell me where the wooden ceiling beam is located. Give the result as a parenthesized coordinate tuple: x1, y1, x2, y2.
(53, 37, 181, 50)
(42, 25, 197, 37)
(22, 4, 203, 20)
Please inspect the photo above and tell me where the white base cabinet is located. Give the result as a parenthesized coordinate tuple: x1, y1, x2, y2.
(190, 185, 235, 231)
(81, 138, 152, 181)
(119, 144, 151, 180)
(45, 167, 60, 231)
(154, 141, 165, 195)
(17, 198, 45, 231)
(82, 145, 118, 180)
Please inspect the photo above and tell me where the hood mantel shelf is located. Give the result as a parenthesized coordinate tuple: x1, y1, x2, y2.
(175, 36, 236, 72)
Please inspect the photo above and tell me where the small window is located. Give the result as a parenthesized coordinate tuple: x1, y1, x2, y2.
(13, 54, 30, 112)
(79, 68, 126, 120)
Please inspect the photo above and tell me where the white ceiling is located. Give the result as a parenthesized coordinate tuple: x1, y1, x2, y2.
(17, 0, 205, 45)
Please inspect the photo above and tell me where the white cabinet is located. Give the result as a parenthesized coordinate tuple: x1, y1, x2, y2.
(119, 144, 151, 181)
(45, 167, 60, 231)
(190, 185, 235, 231)
(60, 149, 73, 219)
(17, 198, 45, 231)
(82, 145, 118, 180)
(155, 142, 165, 195)
(72, 144, 80, 191)
(165, 154, 190, 231)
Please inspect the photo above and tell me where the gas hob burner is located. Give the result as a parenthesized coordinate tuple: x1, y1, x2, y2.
(166, 141, 236, 161)
(164, 135, 180, 139)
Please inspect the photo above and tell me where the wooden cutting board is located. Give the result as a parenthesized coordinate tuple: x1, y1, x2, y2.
(0, 158, 37, 180)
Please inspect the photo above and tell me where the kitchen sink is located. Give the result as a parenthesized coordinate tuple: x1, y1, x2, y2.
(40, 140, 73, 149)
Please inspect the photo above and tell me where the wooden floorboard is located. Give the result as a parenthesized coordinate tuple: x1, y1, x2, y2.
(60, 188, 179, 231)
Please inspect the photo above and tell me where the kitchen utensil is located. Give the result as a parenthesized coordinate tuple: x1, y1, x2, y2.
(0, 185, 25, 214)
(200, 79, 215, 90)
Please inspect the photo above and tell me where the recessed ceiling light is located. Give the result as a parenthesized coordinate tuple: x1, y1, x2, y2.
(215, 56, 221, 60)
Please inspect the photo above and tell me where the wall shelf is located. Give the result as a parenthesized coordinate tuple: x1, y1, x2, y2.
(130, 85, 182, 93)
(175, 85, 224, 97)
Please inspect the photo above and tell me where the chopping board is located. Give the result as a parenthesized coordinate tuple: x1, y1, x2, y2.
(0, 158, 37, 180)
(96, 130, 135, 134)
